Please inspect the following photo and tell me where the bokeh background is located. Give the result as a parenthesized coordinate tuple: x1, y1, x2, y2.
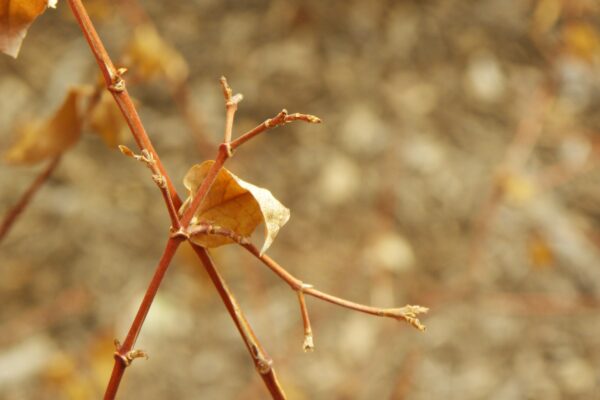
(2, 0, 600, 398)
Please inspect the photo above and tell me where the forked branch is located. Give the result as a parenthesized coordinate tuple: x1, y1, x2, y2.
(67, 2, 287, 399)
(188, 224, 429, 346)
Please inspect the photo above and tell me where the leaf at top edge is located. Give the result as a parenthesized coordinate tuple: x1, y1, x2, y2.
(0, 0, 55, 58)
(4, 87, 84, 165)
(181, 160, 290, 254)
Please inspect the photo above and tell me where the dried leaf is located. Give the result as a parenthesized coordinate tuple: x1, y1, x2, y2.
(4, 87, 83, 164)
(182, 160, 290, 254)
(123, 23, 189, 85)
(0, 0, 55, 58)
(89, 90, 129, 148)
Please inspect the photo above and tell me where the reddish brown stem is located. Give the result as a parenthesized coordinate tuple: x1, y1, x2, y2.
(230, 110, 320, 151)
(67, 3, 286, 399)
(191, 246, 287, 399)
(297, 291, 314, 351)
(0, 155, 61, 244)
(105, 237, 182, 399)
(68, 0, 181, 214)
(189, 225, 427, 331)
(179, 144, 229, 228)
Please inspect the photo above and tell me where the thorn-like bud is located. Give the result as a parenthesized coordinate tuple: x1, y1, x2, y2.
(387, 305, 429, 331)
(118, 145, 135, 158)
(284, 113, 322, 124)
(229, 93, 244, 105)
(152, 174, 167, 188)
(220, 76, 233, 101)
(303, 334, 314, 352)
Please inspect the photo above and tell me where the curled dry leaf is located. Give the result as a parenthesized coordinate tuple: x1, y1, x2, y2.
(181, 160, 290, 254)
(0, 0, 55, 58)
(5, 87, 84, 165)
(123, 23, 189, 86)
(89, 90, 129, 148)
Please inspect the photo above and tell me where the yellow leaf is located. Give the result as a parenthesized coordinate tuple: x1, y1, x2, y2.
(0, 0, 54, 58)
(182, 160, 290, 254)
(123, 23, 189, 85)
(89, 90, 129, 148)
(4, 87, 84, 164)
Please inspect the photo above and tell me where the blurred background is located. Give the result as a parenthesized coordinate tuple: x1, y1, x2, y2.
(1, 0, 600, 398)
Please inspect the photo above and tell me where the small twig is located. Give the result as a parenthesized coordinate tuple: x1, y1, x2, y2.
(297, 289, 314, 352)
(118, 145, 181, 230)
(0, 155, 61, 244)
(68, 0, 182, 215)
(188, 225, 428, 331)
(220, 76, 243, 145)
(230, 110, 321, 151)
(180, 104, 321, 230)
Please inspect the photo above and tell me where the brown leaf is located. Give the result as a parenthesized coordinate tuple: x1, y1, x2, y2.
(0, 0, 55, 58)
(5, 87, 84, 164)
(89, 90, 129, 148)
(182, 160, 290, 254)
(123, 23, 189, 85)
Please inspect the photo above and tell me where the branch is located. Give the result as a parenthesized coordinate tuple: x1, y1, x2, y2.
(179, 98, 321, 229)
(191, 246, 287, 400)
(220, 76, 243, 144)
(230, 110, 321, 152)
(0, 155, 61, 244)
(68, 0, 182, 216)
(104, 236, 183, 399)
(189, 226, 429, 339)
(67, 4, 287, 399)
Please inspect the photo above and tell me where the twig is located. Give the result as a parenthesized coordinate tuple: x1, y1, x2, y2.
(179, 103, 320, 229)
(104, 236, 183, 399)
(118, 145, 181, 230)
(0, 155, 61, 244)
(189, 225, 429, 332)
(68, 0, 182, 216)
(220, 76, 243, 145)
(230, 110, 320, 151)
(67, 3, 287, 399)
(297, 290, 314, 352)
(191, 246, 287, 400)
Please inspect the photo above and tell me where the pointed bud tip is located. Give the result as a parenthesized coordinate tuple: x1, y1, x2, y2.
(118, 145, 135, 157)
